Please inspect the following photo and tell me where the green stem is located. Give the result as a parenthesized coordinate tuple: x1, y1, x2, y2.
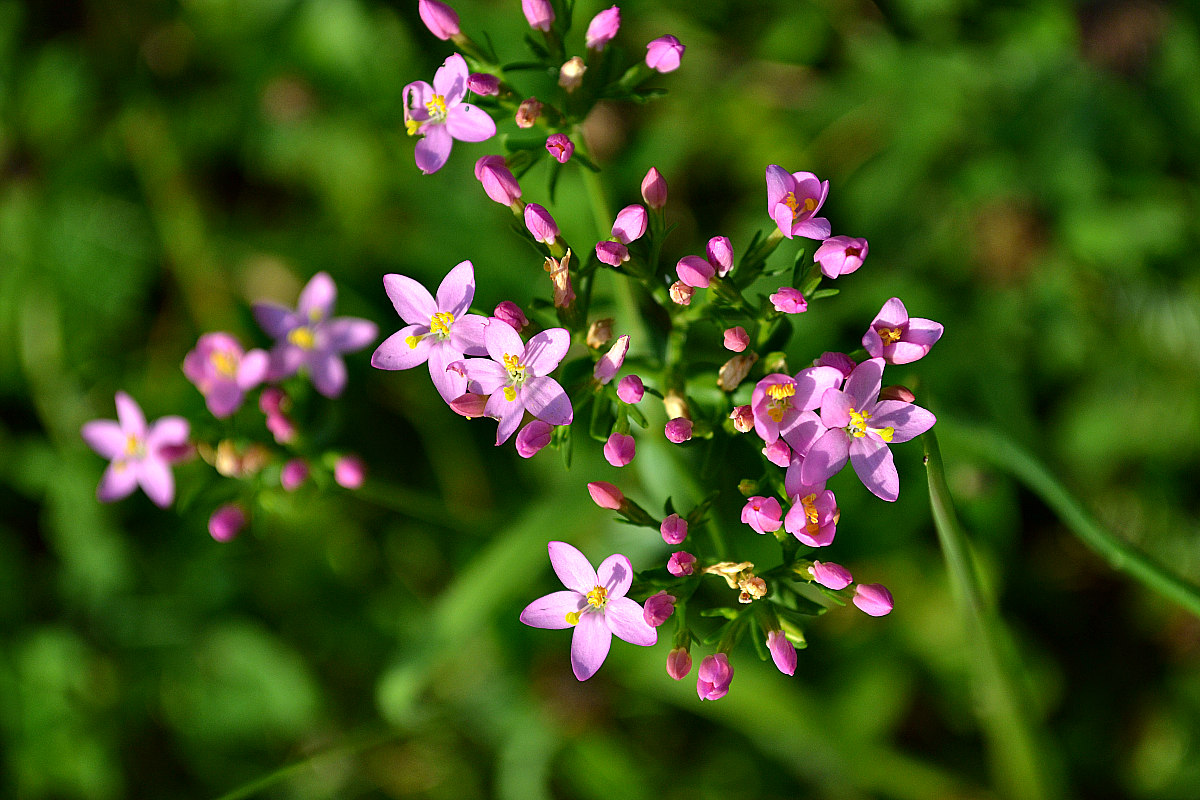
(923, 430, 1059, 800)
(938, 419, 1200, 619)
(213, 729, 398, 800)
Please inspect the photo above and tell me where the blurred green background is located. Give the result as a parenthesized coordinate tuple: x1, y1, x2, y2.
(3, 0, 1200, 797)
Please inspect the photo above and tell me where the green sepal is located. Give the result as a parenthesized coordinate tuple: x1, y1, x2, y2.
(624, 402, 648, 429)
(810, 287, 840, 300)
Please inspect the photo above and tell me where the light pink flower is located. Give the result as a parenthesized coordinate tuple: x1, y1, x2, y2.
(666, 647, 692, 680)
(586, 6, 620, 50)
(371, 260, 489, 402)
(545, 133, 574, 163)
(520, 541, 657, 680)
(595, 240, 630, 266)
(723, 326, 749, 352)
(616, 375, 643, 404)
(646, 35, 685, 73)
(418, 0, 459, 40)
(696, 653, 733, 700)
(208, 504, 246, 542)
(594, 334, 629, 384)
(522, 0, 554, 31)
(641, 167, 668, 210)
(643, 591, 676, 627)
(862, 297, 943, 365)
(281, 458, 308, 491)
(854, 583, 894, 616)
(182, 332, 269, 418)
(665, 417, 693, 443)
(81, 391, 189, 508)
(603, 432, 636, 467)
(676, 255, 714, 288)
(474, 155, 522, 206)
(660, 513, 688, 545)
(334, 455, 366, 489)
(767, 630, 796, 676)
(808, 560, 852, 590)
(783, 480, 838, 547)
(493, 301, 528, 332)
(524, 203, 559, 246)
(667, 551, 696, 576)
(612, 204, 648, 244)
(588, 481, 624, 510)
(815, 235, 868, 278)
(765, 165, 830, 240)
(762, 439, 790, 468)
(770, 286, 808, 314)
(741, 496, 782, 534)
(516, 419, 554, 458)
(404, 54, 496, 174)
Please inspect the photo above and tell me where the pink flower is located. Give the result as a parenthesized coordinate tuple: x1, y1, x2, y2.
(767, 630, 796, 676)
(666, 647, 692, 680)
(808, 560, 852, 590)
(182, 332, 269, 418)
(594, 334, 629, 384)
(586, 6, 621, 50)
(749, 367, 842, 445)
(545, 133, 574, 163)
(665, 417, 693, 443)
(707, 236, 734, 277)
(616, 375, 643, 404)
(730, 404, 754, 433)
(515, 97, 542, 128)
(82, 392, 189, 508)
(801, 358, 936, 501)
(643, 591, 676, 627)
(862, 297, 943, 365)
(595, 240, 630, 266)
(660, 513, 688, 545)
(676, 255, 714, 288)
(783, 482, 838, 547)
(404, 54, 496, 174)
(669, 281, 694, 305)
(334, 455, 366, 489)
(741, 496, 782, 534)
(603, 432, 636, 467)
(474, 155, 522, 206)
(641, 167, 668, 210)
(520, 541, 657, 680)
(208, 504, 246, 542)
(418, 0, 459, 40)
(646, 35, 685, 73)
(451, 324, 573, 445)
(815, 235, 868, 278)
(371, 260, 489, 402)
(281, 458, 308, 491)
(765, 165, 830, 240)
(493, 301, 528, 332)
(814, 351, 856, 380)
(612, 204, 648, 244)
(667, 551, 696, 576)
(524, 203, 559, 246)
(521, 0, 554, 31)
(254, 272, 379, 398)
(516, 419, 554, 458)
(467, 72, 499, 96)
(723, 326, 750, 352)
(696, 653, 733, 700)
(762, 439, 790, 468)
(770, 286, 808, 314)
(853, 583, 894, 616)
(588, 481, 624, 510)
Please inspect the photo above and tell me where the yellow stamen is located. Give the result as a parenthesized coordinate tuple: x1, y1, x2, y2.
(503, 386, 516, 402)
(124, 434, 141, 457)
(287, 327, 316, 350)
(405, 118, 422, 136)
(801, 493, 820, 534)
(766, 382, 795, 422)
(210, 350, 237, 378)
(405, 335, 422, 349)
(586, 585, 608, 608)
(430, 311, 455, 338)
(565, 611, 580, 625)
(426, 94, 447, 121)
(877, 326, 903, 346)
(848, 408, 895, 442)
(783, 192, 818, 218)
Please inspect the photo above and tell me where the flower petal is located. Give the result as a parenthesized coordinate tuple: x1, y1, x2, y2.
(484, 317, 525, 364)
(521, 376, 572, 426)
(137, 457, 175, 508)
(818, 387, 853, 429)
(520, 590, 585, 629)
(253, 302, 299, 339)
(489, 392, 524, 445)
(436, 260, 476, 318)
(446, 103, 496, 142)
(236, 349, 270, 390)
(548, 541, 597, 594)
(872, 297, 909, 328)
(522, 328, 570, 376)
(780, 410, 823, 456)
(448, 313, 489, 356)
(324, 317, 378, 353)
(791, 216, 832, 240)
(570, 612, 612, 680)
(309, 353, 347, 398)
(844, 358, 885, 409)
(793, 365, 845, 411)
(115, 392, 145, 437)
(146, 416, 189, 450)
(81, 420, 126, 459)
(456, 356, 508, 395)
(604, 596, 657, 646)
(596, 553, 633, 599)
(372, 325, 432, 371)
(871, 401, 936, 443)
(298, 272, 337, 320)
(765, 164, 793, 208)
(382, 273, 437, 325)
(432, 53, 468, 102)
(97, 461, 137, 502)
(800, 428, 850, 487)
(849, 436, 898, 501)
(415, 124, 453, 174)
(428, 343, 468, 402)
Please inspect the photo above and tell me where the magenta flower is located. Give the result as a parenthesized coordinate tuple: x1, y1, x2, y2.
(82, 392, 189, 508)
(643, 591, 676, 627)
(676, 255, 715, 288)
(767, 630, 797, 676)
(667, 551, 696, 576)
(452, 323, 573, 444)
(783, 481, 838, 547)
(524, 203, 559, 246)
(707, 236, 734, 277)
(750, 367, 843, 445)
(334, 455, 366, 489)
(522, 0, 554, 31)
(665, 417, 693, 443)
(515, 419, 554, 458)
(182, 332, 269, 418)
(660, 513, 688, 545)
(762, 439, 791, 468)
(371, 260, 489, 402)
(800, 358, 937, 501)
(612, 204, 648, 244)
(418, 0, 460, 40)
(616, 374, 643, 404)
(646, 35, 685, 73)
(586, 6, 621, 50)
(815, 235, 868, 279)
(603, 432, 636, 467)
(545, 133, 574, 163)
(696, 653, 733, 700)
(595, 240, 630, 266)
(666, 647, 692, 680)
(208, 503, 246, 542)
(723, 326, 749, 352)
(594, 334, 629, 385)
(770, 286, 808, 314)
(741, 496, 782, 534)
(641, 167, 668, 210)
(862, 297, 944, 365)
(854, 583, 894, 616)
(404, 54, 496, 174)
(253, 272, 378, 398)
(467, 72, 499, 96)
(808, 560, 852, 590)
(281, 458, 308, 491)
(520, 541, 657, 680)
(493, 301, 528, 332)
(475, 155, 522, 206)
(765, 165, 830, 240)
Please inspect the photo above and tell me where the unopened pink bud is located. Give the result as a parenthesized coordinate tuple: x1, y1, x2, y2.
(612, 204, 648, 244)
(666, 647, 692, 680)
(418, 0, 460, 40)
(467, 72, 499, 96)
(762, 439, 790, 468)
(259, 386, 288, 416)
(706, 236, 734, 277)
(723, 326, 749, 352)
(770, 286, 808, 314)
(676, 255, 714, 288)
(474, 155, 522, 206)
(595, 240, 629, 266)
(814, 351, 856, 379)
(641, 167, 668, 210)
(524, 202, 559, 246)
(879, 385, 915, 404)
(586, 5, 621, 50)
(516, 419, 554, 458)
(587, 480, 624, 510)
(766, 630, 797, 676)
(545, 133, 574, 163)
(449, 392, 489, 418)
(603, 432, 636, 467)
(730, 404, 754, 433)
(814, 235, 869, 279)
(660, 513, 688, 545)
(809, 560, 853, 590)
(281, 458, 308, 491)
(594, 334, 629, 384)
(853, 583, 894, 616)
(669, 281, 694, 305)
(643, 591, 676, 627)
(696, 653, 733, 700)
(645, 34, 685, 73)
(208, 503, 246, 542)
(741, 496, 782, 534)
(266, 412, 296, 444)
(522, 0, 554, 31)
(616, 374, 644, 404)
(493, 300, 529, 332)
(664, 417, 692, 443)
(334, 455, 366, 489)
(515, 97, 542, 128)
(667, 551, 696, 577)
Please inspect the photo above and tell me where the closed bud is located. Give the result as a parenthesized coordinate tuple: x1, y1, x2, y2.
(586, 6, 621, 50)
(603, 432, 636, 467)
(617, 374, 644, 404)
(208, 503, 247, 542)
(516, 419, 554, 458)
(334, 455, 366, 489)
(645, 34, 685, 73)
(723, 326, 750, 352)
(660, 513, 688, 545)
(467, 72, 499, 96)
(808, 560, 853, 590)
(706, 235, 734, 277)
(474, 155, 522, 206)
(853, 583, 894, 616)
(696, 653, 733, 700)
(676, 255, 714, 288)
(557, 57, 586, 92)
(418, 0, 460, 40)
(612, 204, 648, 244)
(281, 458, 308, 491)
(587, 480, 625, 510)
(449, 392, 489, 418)
(595, 240, 630, 266)
(667, 551, 697, 577)
(640, 167, 668, 210)
(666, 647, 692, 680)
(642, 591, 676, 627)
(493, 300, 529, 332)
(524, 202, 559, 246)
(521, 0, 554, 31)
(586, 318, 614, 349)
(515, 97, 543, 128)
(879, 384, 916, 404)
(545, 132, 574, 163)
(665, 417, 693, 444)
(767, 630, 797, 676)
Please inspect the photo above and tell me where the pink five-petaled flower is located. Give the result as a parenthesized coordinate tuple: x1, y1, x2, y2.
(770, 286, 808, 314)
(371, 260, 489, 403)
(801, 358, 936, 502)
(586, 6, 620, 50)
(783, 481, 838, 547)
(81, 392, 189, 508)
(741, 496, 782, 534)
(403, 53, 496, 174)
(815, 235, 869, 279)
(545, 133, 574, 163)
(646, 35, 685, 73)
(862, 297, 944, 365)
(750, 367, 843, 445)
(182, 332, 269, 418)
(765, 165, 830, 240)
(697, 653, 733, 700)
(520, 541, 657, 681)
(253, 272, 379, 398)
(452, 323, 573, 445)
(767, 630, 797, 676)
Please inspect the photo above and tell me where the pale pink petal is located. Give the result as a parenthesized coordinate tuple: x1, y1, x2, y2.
(253, 302, 299, 338)
(888, 341, 929, 364)
(298, 272, 336, 320)
(372, 325, 432, 371)
(819, 388, 853, 429)
(268, 344, 305, 381)
(456, 357, 508, 395)
(115, 392, 146, 437)
(205, 383, 242, 418)
(137, 458, 175, 508)
(873, 297, 909, 328)
(146, 416, 189, 449)
(791, 216, 832, 240)
(793, 365, 845, 411)
(325, 318, 378, 353)
(428, 343, 468, 402)
(382, 274, 438, 325)
(801, 428, 850, 486)
(521, 376, 572, 425)
(784, 454, 824, 500)
(415, 124, 453, 174)
(905, 317, 943, 347)
(849, 436, 898, 502)
(81, 420, 126, 459)
(548, 540, 597, 594)
(523, 328, 570, 376)
(604, 597, 657, 646)
(236, 349, 270, 390)
(448, 313, 489, 355)
(491, 395, 524, 445)
(871, 401, 936, 443)
(765, 165, 793, 208)
(520, 590, 585, 629)
(97, 461, 138, 502)
(445, 103, 496, 142)
(844, 358, 885, 409)
(436, 260, 476, 317)
(772, 203, 796, 238)
(780, 410, 824, 456)
(432, 53, 468, 103)
(570, 612, 612, 680)
(309, 353, 347, 398)
(485, 319, 525, 364)
(403, 80, 435, 115)
(596, 553, 633, 599)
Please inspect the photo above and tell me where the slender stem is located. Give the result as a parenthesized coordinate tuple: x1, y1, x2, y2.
(923, 431, 1058, 800)
(212, 730, 399, 800)
(937, 418, 1200, 619)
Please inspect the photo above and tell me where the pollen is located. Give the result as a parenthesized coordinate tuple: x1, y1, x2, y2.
(801, 493, 820, 533)
(877, 326, 903, 346)
(287, 327, 316, 350)
(586, 585, 608, 608)
(503, 386, 517, 401)
(565, 610, 581, 625)
(405, 118, 422, 136)
(209, 350, 237, 378)
(405, 335, 422, 349)
(783, 192, 818, 218)
(426, 94, 448, 121)
(766, 383, 795, 401)
(847, 408, 870, 437)
(429, 311, 455, 338)
(124, 434, 141, 457)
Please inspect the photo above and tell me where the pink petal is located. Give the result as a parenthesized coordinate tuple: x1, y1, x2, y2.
(415, 124, 453, 174)
(523, 328, 570, 376)
(765, 165, 793, 208)
(570, 612, 612, 680)
(772, 203, 796, 239)
(605, 597, 657, 646)
(485, 320, 525, 364)
(309, 353, 347, 398)
(520, 590, 585, 629)
(449, 313, 489, 355)
(268, 344, 305, 381)
(427, 343, 468, 402)
(137, 457, 175, 508)
(791, 216, 832, 240)
(793, 365, 845, 411)
(253, 302, 299, 339)
(97, 461, 137, 502)
(801, 428, 850, 487)
(114, 392, 145, 437)
(236, 349, 270, 390)
(372, 325, 432, 371)
(324, 318, 378, 353)
(81, 420, 126, 459)
(446, 103, 496, 142)
(905, 317, 944, 347)
(596, 553, 633, 599)
(403, 80, 435, 115)
(873, 297, 909, 328)
(432, 53, 468, 103)
(871, 401, 936, 443)
(456, 356, 508, 395)
(491, 393, 524, 445)
(819, 388, 853, 429)
(522, 376, 572, 426)
(784, 454, 824, 500)
(844, 358, 885, 409)
(204, 383, 242, 418)
(888, 341, 930, 364)
(548, 541, 597, 594)
(436, 260, 476, 317)
(383, 273, 438, 326)
(780, 410, 824, 456)
(849, 436, 898, 501)
(146, 416, 189, 450)
(298, 272, 336, 320)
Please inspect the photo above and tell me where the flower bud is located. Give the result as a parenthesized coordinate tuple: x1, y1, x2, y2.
(521, 0, 554, 31)
(586, 318, 614, 349)
(595, 240, 630, 266)
(474, 155, 522, 206)
(706, 235, 734, 277)
(593, 334, 629, 384)
(281, 458, 308, 491)
(853, 583, 894, 616)
(612, 204, 648, 244)
(334, 455, 366, 489)
(814, 235, 869, 279)
(208, 503, 246, 542)
(717, 353, 757, 392)
(516, 419, 554, 458)
(814, 351, 856, 379)
(640, 167, 668, 210)
(770, 286, 807, 314)
(666, 647, 692, 680)
(418, 0, 460, 40)
(557, 57, 586, 92)
(808, 560, 853, 590)
(669, 281, 694, 305)
(585, 5, 621, 50)
(730, 404, 754, 433)
(587, 480, 624, 510)
(723, 326, 749, 352)
(603, 432, 636, 467)
(741, 496, 782, 534)
(646, 35, 685, 73)
(761, 439, 790, 468)
(766, 630, 797, 676)
(515, 97, 542, 128)
(660, 513, 688, 545)
(616, 374, 644, 404)
(676, 255, 714, 288)
(696, 653, 733, 700)
(493, 300, 529, 332)
(467, 72, 499, 96)
(665, 417, 693, 444)
(448, 392, 489, 418)
(524, 202, 559, 246)
(879, 384, 916, 404)
(545, 132, 574, 163)
(643, 591, 676, 627)
(266, 412, 296, 444)
(259, 386, 288, 416)
(667, 551, 696, 577)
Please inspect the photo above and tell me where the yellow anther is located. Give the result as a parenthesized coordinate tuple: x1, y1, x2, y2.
(287, 327, 316, 350)
(124, 434, 141, 457)
(210, 350, 237, 378)
(565, 611, 581, 625)
(405, 118, 422, 136)
(879, 426, 895, 443)
(503, 386, 517, 402)
(426, 94, 448, 121)
(430, 311, 455, 338)
(404, 335, 422, 349)
(877, 326, 903, 346)
(783, 192, 818, 218)
(847, 408, 870, 437)
(801, 493, 820, 533)
(766, 383, 795, 401)
(586, 585, 608, 608)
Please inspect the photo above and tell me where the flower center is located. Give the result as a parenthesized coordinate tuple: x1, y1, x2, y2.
(426, 94, 448, 122)
(801, 493, 820, 534)
(501, 353, 527, 401)
(847, 407, 894, 442)
(430, 311, 454, 338)
(845, 246, 861, 258)
(783, 191, 817, 219)
(765, 382, 795, 422)
(210, 350, 237, 378)
(877, 326, 903, 346)
(124, 433, 143, 459)
(287, 327, 316, 350)
(586, 585, 608, 608)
